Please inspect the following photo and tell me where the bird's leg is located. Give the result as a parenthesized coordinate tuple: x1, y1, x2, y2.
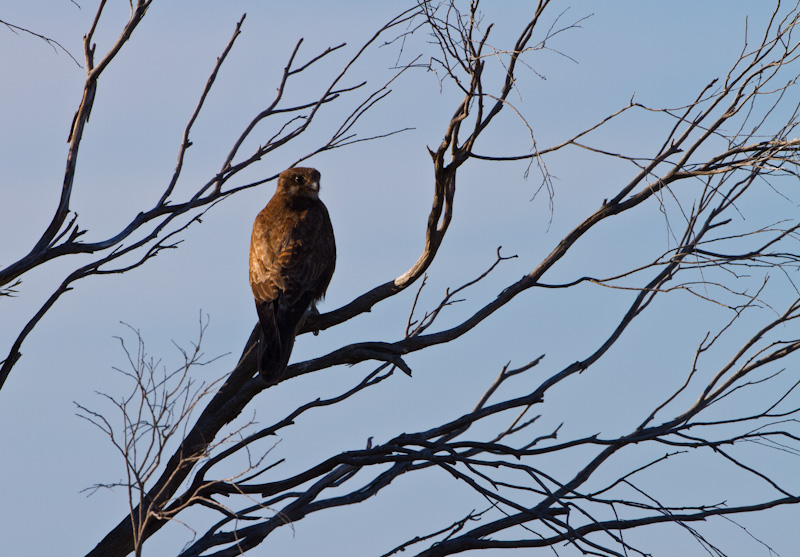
(307, 302, 321, 336)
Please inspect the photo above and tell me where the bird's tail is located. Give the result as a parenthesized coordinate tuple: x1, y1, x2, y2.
(255, 302, 284, 382)
(255, 294, 316, 383)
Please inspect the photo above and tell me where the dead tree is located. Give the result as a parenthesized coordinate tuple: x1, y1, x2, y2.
(4, 1, 800, 556)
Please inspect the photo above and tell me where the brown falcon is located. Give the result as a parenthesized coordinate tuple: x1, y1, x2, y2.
(249, 167, 336, 381)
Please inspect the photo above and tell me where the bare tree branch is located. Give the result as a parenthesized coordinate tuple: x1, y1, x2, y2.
(7, 1, 800, 556)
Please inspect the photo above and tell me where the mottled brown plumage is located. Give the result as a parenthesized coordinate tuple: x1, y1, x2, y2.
(249, 167, 336, 381)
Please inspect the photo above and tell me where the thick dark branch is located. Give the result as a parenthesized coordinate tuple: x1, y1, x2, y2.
(415, 495, 800, 556)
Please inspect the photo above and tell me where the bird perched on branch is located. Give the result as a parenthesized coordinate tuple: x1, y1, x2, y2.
(249, 167, 336, 382)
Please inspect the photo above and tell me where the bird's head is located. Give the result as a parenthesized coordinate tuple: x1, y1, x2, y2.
(278, 167, 322, 200)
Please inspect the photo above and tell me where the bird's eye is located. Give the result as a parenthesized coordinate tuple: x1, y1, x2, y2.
(294, 175, 305, 184)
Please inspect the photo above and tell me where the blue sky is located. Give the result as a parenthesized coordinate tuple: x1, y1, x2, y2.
(2, 2, 800, 556)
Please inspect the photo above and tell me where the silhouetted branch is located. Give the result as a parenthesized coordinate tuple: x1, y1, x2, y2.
(9, 1, 800, 556)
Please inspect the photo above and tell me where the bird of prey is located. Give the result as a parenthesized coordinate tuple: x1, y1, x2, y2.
(249, 167, 336, 381)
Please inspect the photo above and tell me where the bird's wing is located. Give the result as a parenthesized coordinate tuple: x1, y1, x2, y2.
(249, 205, 290, 305)
(270, 205, 335, 307)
